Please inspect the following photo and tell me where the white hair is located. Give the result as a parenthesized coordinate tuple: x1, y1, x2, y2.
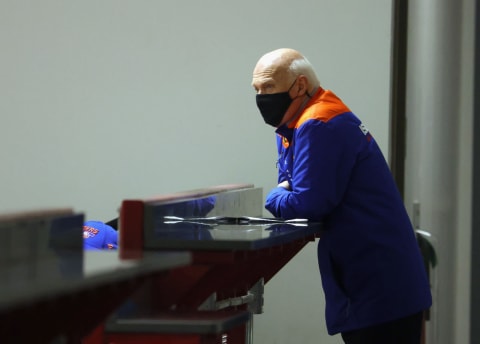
(288, 56, 320, 87)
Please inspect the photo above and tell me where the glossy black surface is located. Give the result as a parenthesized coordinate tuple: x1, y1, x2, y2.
(145, 221, 321, 250)
(142, 192, 322, 250)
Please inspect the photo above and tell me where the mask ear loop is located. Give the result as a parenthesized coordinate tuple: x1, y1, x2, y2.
(285, 78, 317, 127)
(285, 91, 313, 127)
(286, 78, 298, 95)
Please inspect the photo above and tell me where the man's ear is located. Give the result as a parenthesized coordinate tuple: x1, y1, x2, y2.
(297, 75, 309, 96)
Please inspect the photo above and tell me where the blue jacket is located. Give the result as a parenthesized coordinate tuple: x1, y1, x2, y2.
(83, 221, 118, 250)
(265, 88, 432, 334)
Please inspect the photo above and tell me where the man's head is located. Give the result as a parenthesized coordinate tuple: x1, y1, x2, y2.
(252, 48, 320, 127)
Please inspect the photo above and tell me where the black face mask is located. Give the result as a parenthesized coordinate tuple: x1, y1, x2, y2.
(256, 79, 297, 127)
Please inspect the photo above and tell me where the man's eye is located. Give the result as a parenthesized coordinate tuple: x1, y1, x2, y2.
(262, 85, 275, 92)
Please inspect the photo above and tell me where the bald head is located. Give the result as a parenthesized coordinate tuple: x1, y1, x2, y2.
(252, 48, 319, 95)
(255, 48, 303, 82)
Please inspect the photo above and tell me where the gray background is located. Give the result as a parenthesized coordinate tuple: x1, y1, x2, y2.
(3, 1, 475, 344)
(0, 2, 391, 343)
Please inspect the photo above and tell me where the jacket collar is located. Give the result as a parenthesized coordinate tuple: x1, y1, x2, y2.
(275, 87, 324, 141)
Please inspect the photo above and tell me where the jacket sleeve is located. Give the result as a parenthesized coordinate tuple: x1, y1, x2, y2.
(265, 118, 360, 220)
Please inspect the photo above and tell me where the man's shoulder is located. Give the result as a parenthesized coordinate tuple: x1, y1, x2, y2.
(295, 90, 352, 128)
(295, 111, 359, 133)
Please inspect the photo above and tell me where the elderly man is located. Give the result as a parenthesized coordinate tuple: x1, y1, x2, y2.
(252, 48, 432, 344)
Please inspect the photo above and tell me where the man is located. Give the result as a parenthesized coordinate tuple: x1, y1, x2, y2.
(252, 48, 432, 344)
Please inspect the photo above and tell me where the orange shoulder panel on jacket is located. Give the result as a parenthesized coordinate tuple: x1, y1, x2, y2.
(294, 88, 351, 128)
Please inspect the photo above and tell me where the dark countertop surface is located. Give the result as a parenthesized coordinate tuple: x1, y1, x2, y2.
(144, 219, 323, 251)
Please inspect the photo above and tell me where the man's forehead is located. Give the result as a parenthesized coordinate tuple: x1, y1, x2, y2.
(252, 74, 278, 90)
(253, 64, 284, 84)
(252, 51, 292, 87)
